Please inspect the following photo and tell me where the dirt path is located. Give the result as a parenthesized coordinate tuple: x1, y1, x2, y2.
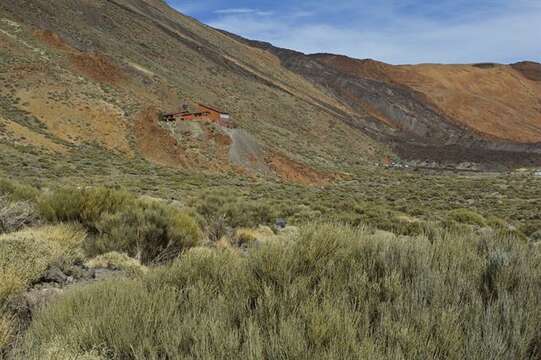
(226, 128, 271, 175)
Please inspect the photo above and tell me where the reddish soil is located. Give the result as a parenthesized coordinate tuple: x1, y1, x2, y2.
(33, 30, 71, 50)
(34, 29, 126, 86)
(385, 64, 541, 143)
(134, 108, 190, 168)
(318, 55, 541, 143)
(70, 53, 125, 85)
(268, 153, 334, 186)
(208, 130, 232, 146)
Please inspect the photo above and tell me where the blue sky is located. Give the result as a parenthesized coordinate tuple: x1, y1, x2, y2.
(166, 0, 541, 64)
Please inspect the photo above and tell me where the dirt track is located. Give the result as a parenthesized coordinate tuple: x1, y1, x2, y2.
(226, 128, 271, 174)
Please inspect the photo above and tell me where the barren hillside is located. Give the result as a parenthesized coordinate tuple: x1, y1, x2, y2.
(229, 33, 541, 165)
(315, 55, 541, 143)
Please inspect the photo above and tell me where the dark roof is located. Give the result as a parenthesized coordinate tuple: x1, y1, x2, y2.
(164, 111, 210, 117)
(198, 103, 229, 115)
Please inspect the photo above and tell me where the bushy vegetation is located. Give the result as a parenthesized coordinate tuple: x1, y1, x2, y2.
(0, 180, 204, 356)
(0, 179, 39, 202)
(38, 187, 132, 228)
(0, 224, 86, 354)
(0, 224, 86, 301)
(0, 168, 540, 358)
(192, 190, 280, 228)
(19, 224, 541, 359)
(35, 186, 202, 264)
(447, 208, 488, 227)
(85, 252, 147, 278)
(90, 200, 201, 263)
(0, 197, 40, 234)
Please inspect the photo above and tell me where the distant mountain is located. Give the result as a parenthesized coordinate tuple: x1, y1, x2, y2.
(0, 0, 540, 179)
(225, 33, 541, 165)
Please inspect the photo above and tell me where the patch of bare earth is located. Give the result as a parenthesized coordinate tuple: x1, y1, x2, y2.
(70, 53, 126, 85)
(379, 64, 541, 143)
(268, 153, 334, 186)
(134, 108, 191, 168)
(34, 29, 126, 86)
(33, 30, 71, 51)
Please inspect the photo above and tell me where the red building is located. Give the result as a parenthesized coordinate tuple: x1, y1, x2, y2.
(162, 103, 233, 128)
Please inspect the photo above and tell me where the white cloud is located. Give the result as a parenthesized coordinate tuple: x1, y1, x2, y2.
(214, 8, 256, 14)
(208, 2, 541, 64)
(214, 8, 274, 16)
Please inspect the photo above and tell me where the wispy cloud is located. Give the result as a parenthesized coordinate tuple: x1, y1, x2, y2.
(168, 0, 541, 64)
(215, 8, 254, 14)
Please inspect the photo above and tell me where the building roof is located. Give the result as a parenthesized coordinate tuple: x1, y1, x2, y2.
(164, 110, 209, 117)
(198, 103, 229, 115)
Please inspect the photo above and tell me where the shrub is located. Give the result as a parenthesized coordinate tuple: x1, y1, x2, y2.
(0, 311, 14, 353)
(0, 270, 25, 305)
(20, 280, 181, 359)
(447, 208, 487, 227)
(531, 230, 541, 242)
(205, 214, 229, 242)
(89, 201, 201, 264)
(519, 220, 541, 238)
(0, 224, 86, 301)
(0, 179, 39, 202)
(85, 252, 147, 277)
(0, 224, 86, 356)
(192, 192, 280, 228)
(231, 228, 259, 247)
(19, 223, 541, 359)
(38, 187, 132, 227)
(39, 340, 105, 360)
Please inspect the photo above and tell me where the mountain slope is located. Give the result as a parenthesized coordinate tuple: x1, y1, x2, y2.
(0, 0, 382, 181)
(313, 56, 541, 143)
(0, 0, 540, 177)
(228, 34, 541, 165)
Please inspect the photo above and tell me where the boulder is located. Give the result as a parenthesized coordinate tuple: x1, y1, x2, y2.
(40, 266, 68, 284)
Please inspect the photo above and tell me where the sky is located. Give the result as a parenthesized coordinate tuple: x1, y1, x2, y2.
(166, 0, 541, 65)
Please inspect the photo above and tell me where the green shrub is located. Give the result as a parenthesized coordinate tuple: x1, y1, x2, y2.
(19, 223, 541, 359)
(0, 178, 39, 202)
(192, 192, 280, 228)
(85, 252, 147, 277)
(530, 230, 541, 242)
(38, 187, 132, 227)
(518, 220, 541, 238)
(88, 201, 201, 264)
(0, 224, 86, 299)
(0, 224, 86, 355)
(19, 280, 180, 360)
(0, 310, 14, 353)
(447, 208, 487, 227)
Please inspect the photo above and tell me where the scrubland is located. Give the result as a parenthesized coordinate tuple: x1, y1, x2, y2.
(0, 175, 540, 359)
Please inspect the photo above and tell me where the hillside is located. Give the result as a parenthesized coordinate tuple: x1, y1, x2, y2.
(0, 0, 382, 184)
(0, 0, 540, 179)
(229, 35, 541, 165)
(313, 56, 541, 144)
